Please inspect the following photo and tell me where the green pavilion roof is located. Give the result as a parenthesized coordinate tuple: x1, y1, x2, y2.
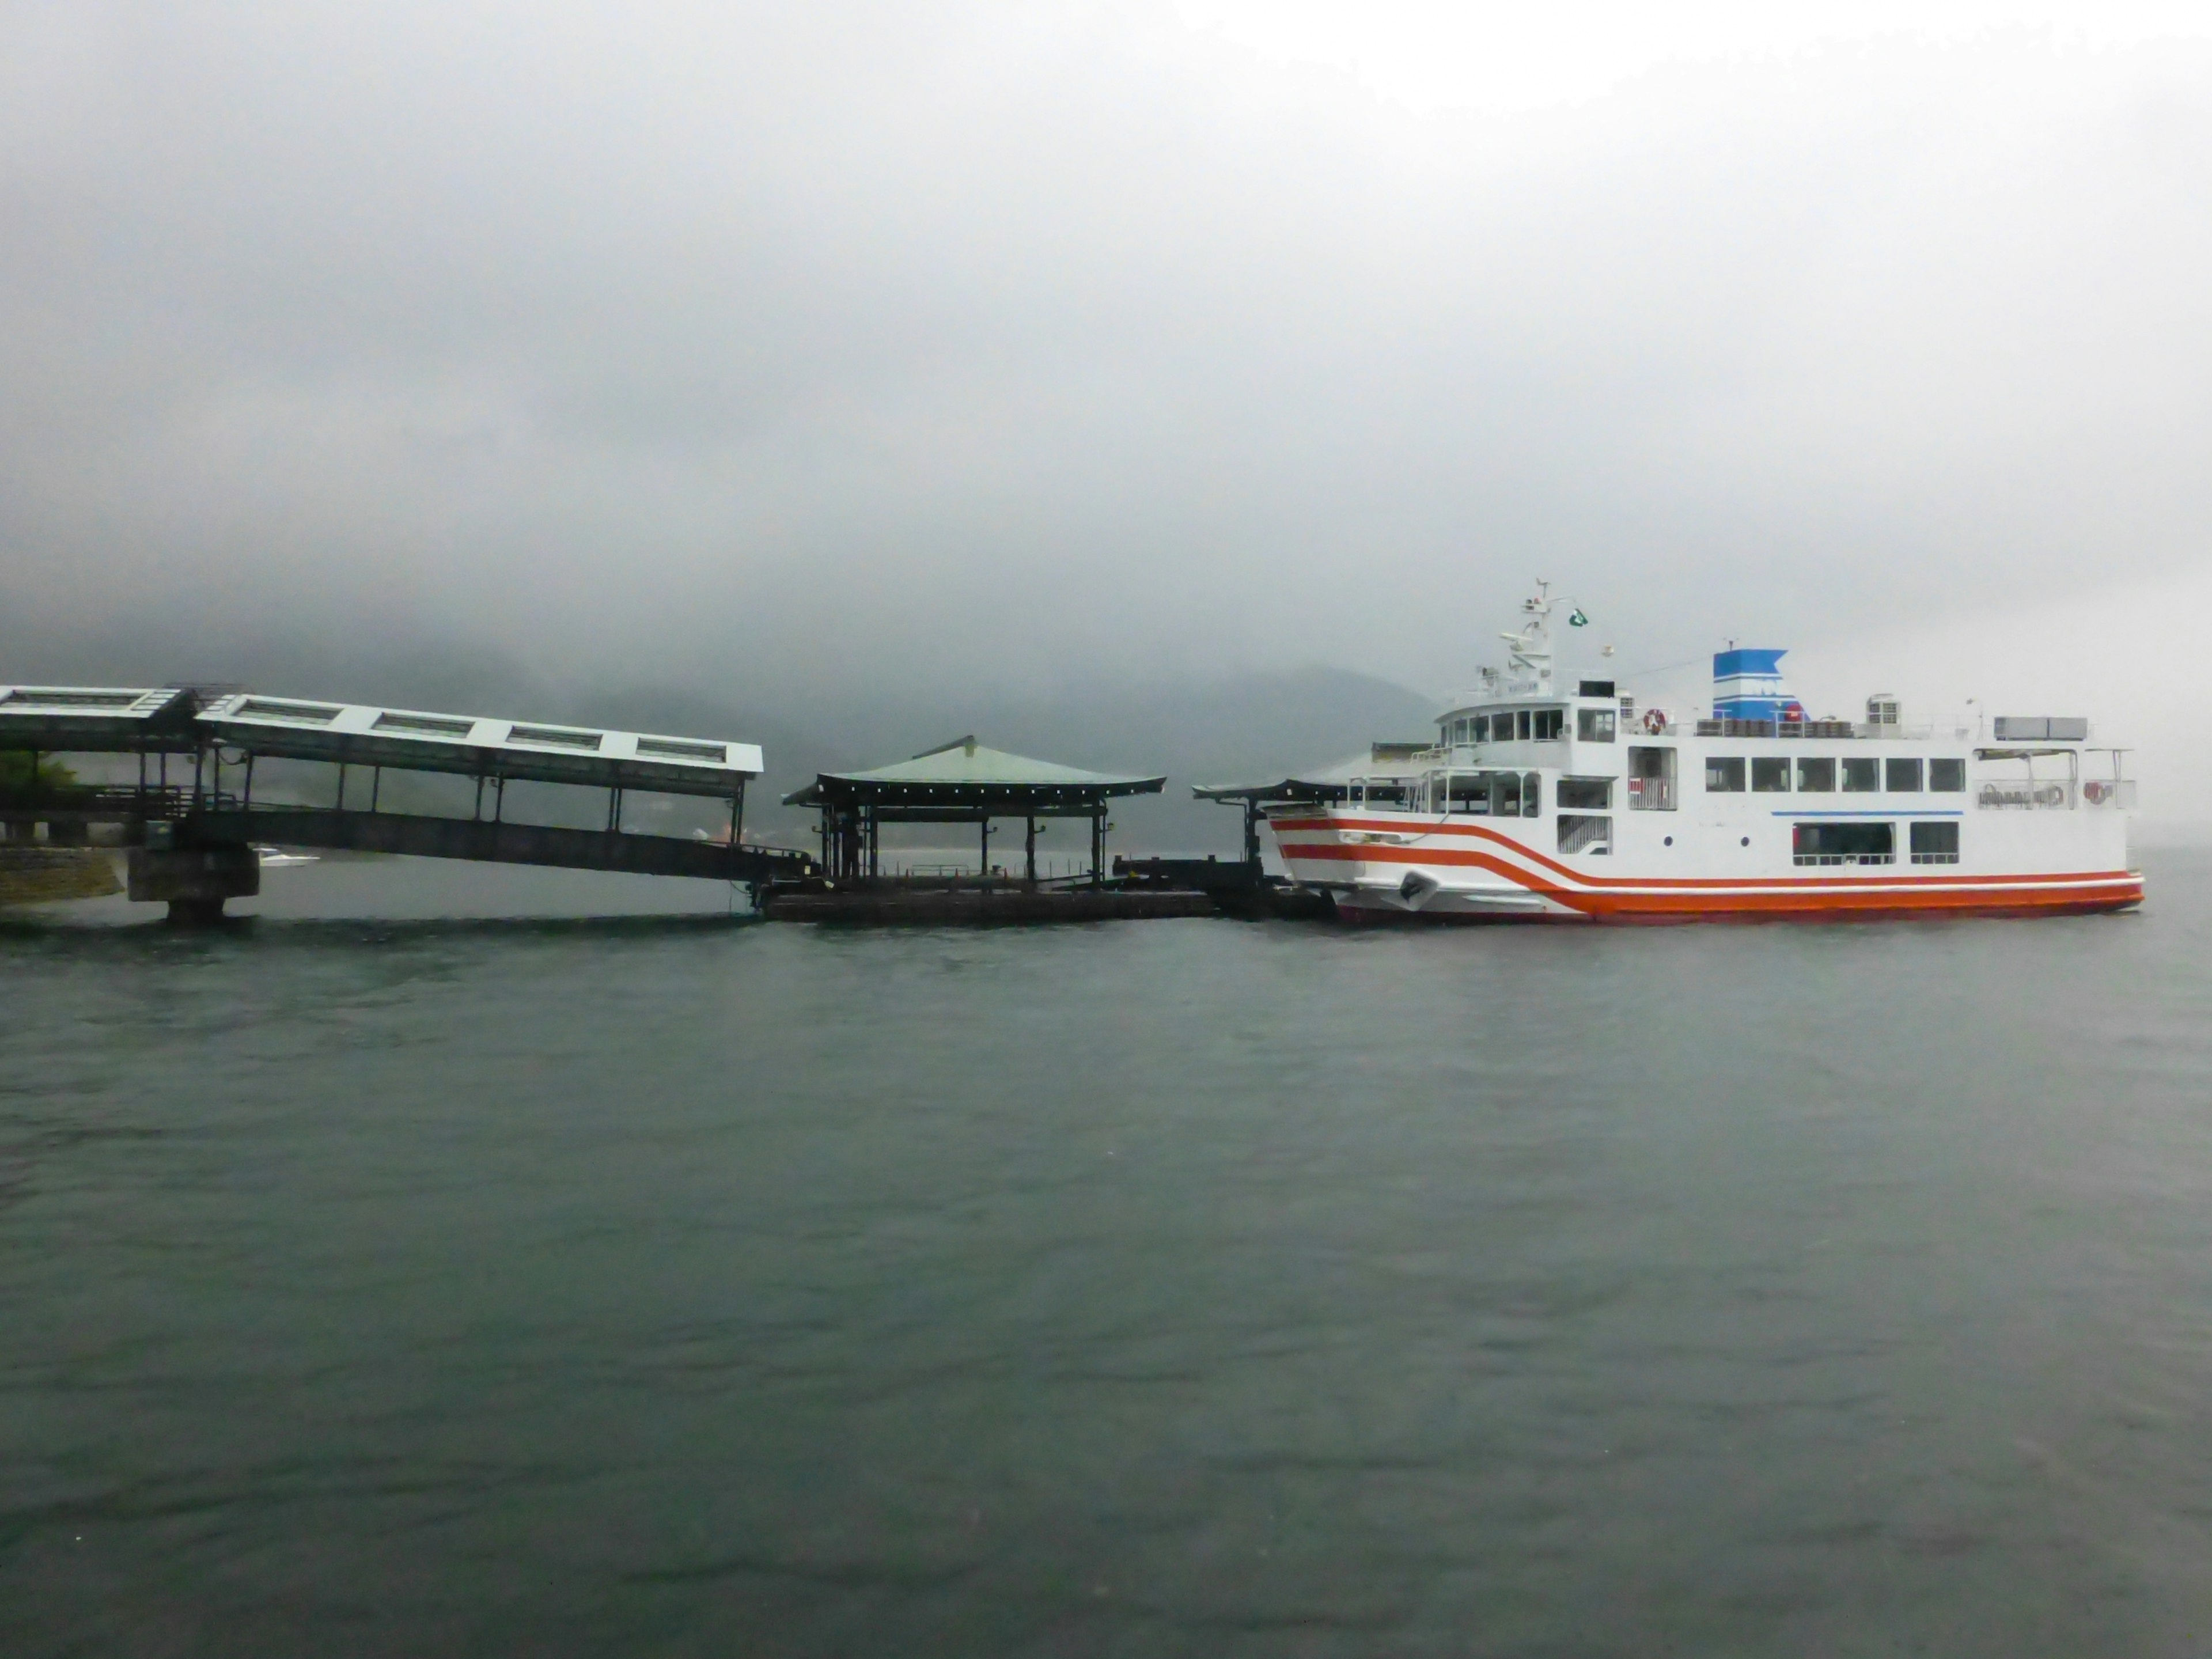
(784, 737, 1164, 807)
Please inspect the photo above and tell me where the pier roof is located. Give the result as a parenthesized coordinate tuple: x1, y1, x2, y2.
(0, 685, 199, 749)
(1, 685, 765, 797)
(785, 737, 1162, 813)
(192, 694, 763, 797)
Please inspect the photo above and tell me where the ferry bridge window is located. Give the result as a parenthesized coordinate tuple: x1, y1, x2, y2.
(1533, 709, 1565, 740)
(1910, 821, 1960, 864)
(1575, 707, 1616, 743)
(1841, 757, 1879, 792)
(1793, 821, 1895, 866)
(1752, 757, 1790, 793)
(1521, 772, 1541, 818)
(1887, 758, 1923, 792)
(1557, 778, 1611, 810)
(1514, 709, 1532, 740)
(1797, 757, 1836, 792)
(1930, 758, 1965, 792)
(1469, 715, 1488, 742)
(1705, 756, 1746, 792)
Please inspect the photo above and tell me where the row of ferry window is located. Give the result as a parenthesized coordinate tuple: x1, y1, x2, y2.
(1547, 818, 1961, 864)
(1793, 821, 1959, 866)
(1446, 709, 1601, 744)
(1707, 756, 1964, 794)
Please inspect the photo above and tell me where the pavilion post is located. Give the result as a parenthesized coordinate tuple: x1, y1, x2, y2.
(1024, 815, 1036, 886)
(1090, 808, 1103, 887)
(979, 816, 990, 881)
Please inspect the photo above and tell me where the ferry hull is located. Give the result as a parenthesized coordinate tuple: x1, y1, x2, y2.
(1272, 815, 2143, 926)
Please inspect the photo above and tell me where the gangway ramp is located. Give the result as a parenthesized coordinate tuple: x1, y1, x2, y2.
(0, 684, 815, 919)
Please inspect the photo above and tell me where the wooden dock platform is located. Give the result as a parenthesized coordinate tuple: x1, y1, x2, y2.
(758, 879, 1219, 925)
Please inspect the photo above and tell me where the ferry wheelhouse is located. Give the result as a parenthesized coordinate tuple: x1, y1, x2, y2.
(1269, 586, 2142, 922)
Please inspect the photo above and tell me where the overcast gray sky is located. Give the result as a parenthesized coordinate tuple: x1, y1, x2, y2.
(4, 3, 2209, 737)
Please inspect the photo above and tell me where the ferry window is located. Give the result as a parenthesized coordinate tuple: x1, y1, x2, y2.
(1533, 709, 1565, 741)
(1522, 772, 1541, 817)
(1493, 772, 1520, 815)
(1797, 757, 1835, 792)
(1887, 758, 1923, 793)
(1751, 758, 1790, 793)
(1577, 707, 1616, 743)
(1517, 710, 1532, 741)
(1930, 758, 1965, 792)
(1558, 813, 1611, 855)
(1705, 756, 1746, 792)
(1470, 715, 1488, 742)
(1558, 778, 1611, 810)
(1448, 774, 1490, 814)
(1793, 821, 1895, 866)
(1910, 821, 1960, 864)
(1841, 757, 1878, 792)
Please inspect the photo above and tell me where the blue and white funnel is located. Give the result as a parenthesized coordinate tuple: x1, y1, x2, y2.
(1713, 649, 1806, 722)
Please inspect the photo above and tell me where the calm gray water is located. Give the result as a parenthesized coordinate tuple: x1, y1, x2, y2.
(6, 853, 2212, 1656)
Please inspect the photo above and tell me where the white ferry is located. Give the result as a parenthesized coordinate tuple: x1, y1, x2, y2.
(1269, 585, 2142, 922)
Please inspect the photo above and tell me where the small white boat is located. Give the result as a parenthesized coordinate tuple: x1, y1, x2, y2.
(252, 846, 319, 868)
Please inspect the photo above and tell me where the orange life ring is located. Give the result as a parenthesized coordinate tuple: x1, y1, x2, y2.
(1642, 708, 1668, 734)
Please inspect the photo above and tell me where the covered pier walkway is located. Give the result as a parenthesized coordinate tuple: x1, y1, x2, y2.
(0, 684, 815, 919)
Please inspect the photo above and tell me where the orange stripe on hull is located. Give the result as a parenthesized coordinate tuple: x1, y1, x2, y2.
(1271, 816, 2134, 893)
(1278, 842, 2143, 922)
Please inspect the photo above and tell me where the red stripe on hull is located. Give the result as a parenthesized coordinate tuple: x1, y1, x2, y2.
(1277, 842, 2143, 923)
(1329, 895, 2139, 926)
(1271, 817, 2134, 892)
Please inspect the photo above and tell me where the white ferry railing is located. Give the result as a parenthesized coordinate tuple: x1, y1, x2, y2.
(1626, 776, 1675, 811)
